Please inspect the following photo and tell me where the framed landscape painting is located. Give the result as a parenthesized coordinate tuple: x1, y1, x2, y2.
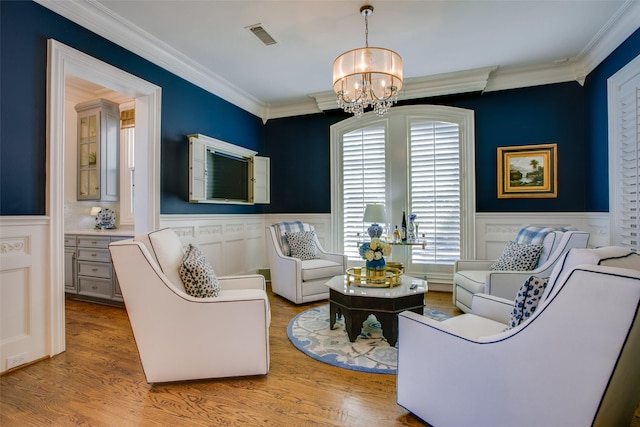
(497, 143, 557, 198)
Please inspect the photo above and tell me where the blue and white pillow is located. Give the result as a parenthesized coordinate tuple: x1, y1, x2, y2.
(507, 275, 549, 329)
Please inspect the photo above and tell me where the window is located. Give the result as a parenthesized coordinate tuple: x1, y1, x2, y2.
(331, 105, 475, 282)
(119, 107, 135, 225)
(410, 120, 461, 264)
(609, 55, 640, 252)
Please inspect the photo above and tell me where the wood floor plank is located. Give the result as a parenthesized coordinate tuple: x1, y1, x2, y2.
(1, 288, 638, 426)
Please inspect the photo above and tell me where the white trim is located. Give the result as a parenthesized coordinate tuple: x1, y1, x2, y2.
(608, 53, 640, 249)
(35, 0, 640, 121)
(47, 39, 161, 356)
(35, 0, 264, 120)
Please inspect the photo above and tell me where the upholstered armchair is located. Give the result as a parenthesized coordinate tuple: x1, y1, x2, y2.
(453, 226, 589, 312)
(265, 222, 347, 304)
(397, 247, 640, 427)
(109, 228, 270, 383)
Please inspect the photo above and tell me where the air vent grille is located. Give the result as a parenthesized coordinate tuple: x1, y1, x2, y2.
(247, 24, 277, 46)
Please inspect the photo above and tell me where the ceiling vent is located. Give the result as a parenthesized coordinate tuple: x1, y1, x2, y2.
(246, 24, 278, 46)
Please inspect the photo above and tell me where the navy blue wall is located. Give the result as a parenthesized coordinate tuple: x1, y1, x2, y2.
(266, 82, 587, 213)
(0, 1, 265, 215)
(1, 1, 638, 217)
(584, 27, 640, 212)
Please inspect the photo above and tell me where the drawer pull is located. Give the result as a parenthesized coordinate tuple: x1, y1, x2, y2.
(91, 254, 97, 257)
(92, 285, 98, 290)
(91, 268, 98, 272)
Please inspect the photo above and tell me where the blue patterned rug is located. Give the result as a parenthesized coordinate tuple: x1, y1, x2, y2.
(287, 304, 451, 374)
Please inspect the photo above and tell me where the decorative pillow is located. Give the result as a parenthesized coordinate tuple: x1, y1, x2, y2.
(506, 275, 549, 329)
(179, 244, 220, 298)
(285, 230, 319, 261)
(490, 241, 543, 271)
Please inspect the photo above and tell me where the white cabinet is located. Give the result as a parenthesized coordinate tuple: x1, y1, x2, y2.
(188, 133, 270, 204)
(64, 233, 132, 305)
(75, 99, 120, 201)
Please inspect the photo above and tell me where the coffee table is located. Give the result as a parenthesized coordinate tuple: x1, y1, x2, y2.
(325, 274, 428, 346)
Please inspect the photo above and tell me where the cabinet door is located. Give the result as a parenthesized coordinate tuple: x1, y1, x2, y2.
(64, 247, 76, 293)
(77, 113, 99, 200)
(253, 156, 270, 204)
(189, 137, 207, 202)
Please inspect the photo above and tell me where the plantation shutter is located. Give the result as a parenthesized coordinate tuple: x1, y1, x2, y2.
(409, 120, 461, 264)
(612, 74, 640, 251)
(342, 125, 386, 259)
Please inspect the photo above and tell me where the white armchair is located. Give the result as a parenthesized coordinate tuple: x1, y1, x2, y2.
(453, 226, 589, 312)
(109, 228, 270, 383)
(397, 247, 640, 427)
(265, 222, 347, 304)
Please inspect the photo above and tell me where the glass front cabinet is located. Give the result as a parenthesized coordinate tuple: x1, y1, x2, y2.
(75, 99, 120, 201)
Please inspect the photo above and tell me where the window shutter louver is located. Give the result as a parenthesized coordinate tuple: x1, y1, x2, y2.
(614, 84, 640, 251)
(410, 120, 461, 264)
(342, 125, 386, 259)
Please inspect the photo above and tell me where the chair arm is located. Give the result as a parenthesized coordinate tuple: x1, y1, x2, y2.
(218, 274, 266, 291)
(484, 271, 538, 299)
(470, 293, 513, 324)
(454, 259, 494, 272)
(318, 250, 348, 266)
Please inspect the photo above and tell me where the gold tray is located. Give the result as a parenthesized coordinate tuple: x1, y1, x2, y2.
(345, 267, 402, 288)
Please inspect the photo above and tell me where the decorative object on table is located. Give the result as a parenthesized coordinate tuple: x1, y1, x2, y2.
(363, 203, 386, 238)
(359, 237, 391, 279)
(393, 225, 401, 242)
(333, 5, 403, 118)
(401, 210, 407, 241)
(346, 266, 402, 287)
(94, 208, 117, 229)
(408, 213, 417, 240)
(287, 304, 451, 374)
(497, 143, 557, 199)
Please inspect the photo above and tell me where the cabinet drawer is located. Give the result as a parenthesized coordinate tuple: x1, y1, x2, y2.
(77, 248, 111, 262)
(64, 235, 76, 247)
(78, 277, 112, 299)
(78, 260, 112, 279)
(77, 236, 111, 249)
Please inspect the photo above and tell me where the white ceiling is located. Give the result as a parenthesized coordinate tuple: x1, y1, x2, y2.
(41, 0, 640, 119)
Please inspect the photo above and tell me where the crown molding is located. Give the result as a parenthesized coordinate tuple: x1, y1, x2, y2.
(36, 0, 639, 122)
(578, 0, 640, 77)
(35, 0, 265, 118)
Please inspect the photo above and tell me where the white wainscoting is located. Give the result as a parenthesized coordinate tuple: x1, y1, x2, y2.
(159, 214, 334, 277)
(474, 212, 610, 260)
(0, 217, 50, 373)
(162, 212, 609, 289)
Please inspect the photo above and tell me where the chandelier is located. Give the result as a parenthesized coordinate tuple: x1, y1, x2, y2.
(333, 5, 403, 118)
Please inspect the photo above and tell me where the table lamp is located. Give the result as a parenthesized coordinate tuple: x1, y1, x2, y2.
(363, 204, 386, 238)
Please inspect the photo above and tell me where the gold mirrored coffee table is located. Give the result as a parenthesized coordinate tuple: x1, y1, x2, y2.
(324, 274, 428, 347)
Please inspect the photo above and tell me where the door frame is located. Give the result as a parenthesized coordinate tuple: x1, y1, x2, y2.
(47, 39, 161, 355)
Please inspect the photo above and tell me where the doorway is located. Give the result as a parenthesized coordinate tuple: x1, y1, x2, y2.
(47, 39, 162, 356)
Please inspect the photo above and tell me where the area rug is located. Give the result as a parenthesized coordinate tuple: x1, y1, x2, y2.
(287, 304, 451, 374)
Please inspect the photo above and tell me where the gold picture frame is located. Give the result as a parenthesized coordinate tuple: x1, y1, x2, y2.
(497, 143, 557, 199)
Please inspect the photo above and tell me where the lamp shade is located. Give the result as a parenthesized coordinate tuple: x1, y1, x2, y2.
(363, 204, 386, 223)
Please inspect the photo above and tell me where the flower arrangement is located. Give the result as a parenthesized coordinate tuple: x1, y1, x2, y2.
(359, 237, 392, 270)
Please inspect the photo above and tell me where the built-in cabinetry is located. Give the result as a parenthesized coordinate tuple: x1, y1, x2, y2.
(75, 99, 120, 201)
(64, 233, 132, 305)
(188, 133, 270, 204)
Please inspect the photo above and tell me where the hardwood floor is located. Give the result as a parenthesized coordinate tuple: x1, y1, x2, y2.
(1, 287, 638, 426)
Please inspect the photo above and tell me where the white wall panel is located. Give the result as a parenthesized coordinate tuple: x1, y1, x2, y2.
(0, 218, 49, 373)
